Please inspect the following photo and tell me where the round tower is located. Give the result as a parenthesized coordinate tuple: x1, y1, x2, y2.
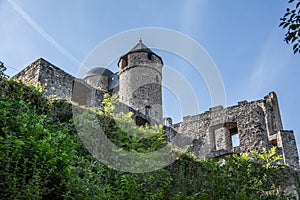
(118, 39, 163, 123)
(83, 67, 114, 92)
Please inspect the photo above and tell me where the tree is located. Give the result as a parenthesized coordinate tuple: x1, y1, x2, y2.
(0, 61, 9, 79)
(280, 0, 300, 54)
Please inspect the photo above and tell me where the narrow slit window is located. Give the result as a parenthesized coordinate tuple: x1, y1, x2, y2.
(145, 106, 151, 116)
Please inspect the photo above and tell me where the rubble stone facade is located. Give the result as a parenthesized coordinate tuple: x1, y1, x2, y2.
(12, 58, 105, 107)
(12, 40, 299, 171)
(172, 92, 299, 168)
(118, 40, 163, 123)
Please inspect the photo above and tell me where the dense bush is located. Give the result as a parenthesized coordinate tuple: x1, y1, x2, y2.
(0, 76, 297, 199)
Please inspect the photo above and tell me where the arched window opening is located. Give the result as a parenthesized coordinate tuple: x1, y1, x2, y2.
(164, 117, 172, 127)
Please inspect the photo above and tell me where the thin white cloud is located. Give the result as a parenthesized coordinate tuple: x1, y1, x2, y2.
(7, 0, 82, 67)
(244, 29, 290, 98)
(179, 0, 206, 35)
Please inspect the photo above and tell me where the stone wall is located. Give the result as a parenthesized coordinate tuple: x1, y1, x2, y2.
(72, 79, 104, 107)
(114, 101, 159, 126)
(12, 58, 105, 108)
(172, 92, 299, 168)
(278, 130, 300, 168)
(12, 59, 41, 85)
(12, 58, 75, 100)
(37, 59, 75, 100)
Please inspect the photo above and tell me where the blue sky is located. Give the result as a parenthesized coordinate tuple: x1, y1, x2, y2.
(1, 0, 300, 156)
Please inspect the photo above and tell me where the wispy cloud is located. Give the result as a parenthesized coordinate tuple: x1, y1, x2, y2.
(7, 0, 82, 67)
(244, 29, 290, 98)
(179, 0, 206, 35)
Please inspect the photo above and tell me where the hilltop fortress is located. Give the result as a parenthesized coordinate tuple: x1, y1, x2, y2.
(13, 40, 299, 170)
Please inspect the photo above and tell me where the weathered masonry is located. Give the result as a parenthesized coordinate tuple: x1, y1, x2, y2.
(12, 40, 299, 170)
(172, 92, 299, 168)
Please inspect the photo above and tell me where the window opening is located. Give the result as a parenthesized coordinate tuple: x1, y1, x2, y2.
(231, 133, 240, 147)
(145, 106, 151, 116)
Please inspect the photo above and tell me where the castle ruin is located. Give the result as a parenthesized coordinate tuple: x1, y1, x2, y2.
(12, 40, 299, 170)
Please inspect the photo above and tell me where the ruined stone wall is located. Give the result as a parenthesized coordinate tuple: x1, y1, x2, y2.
(37, 59, 75, 100)
(12, 58, 75, 100)
(278, 130, 299, 168)
(258, 92, 283, 136)
(13, 58, 105, 108)
(172, 92, 299, 168)
(12, 59, 41, 85)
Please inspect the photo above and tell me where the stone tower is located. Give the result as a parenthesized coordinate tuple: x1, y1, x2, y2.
(118, 39, 163, 123)
(83, 67, 114, 92)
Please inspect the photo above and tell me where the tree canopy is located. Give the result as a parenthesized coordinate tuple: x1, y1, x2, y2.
(0, 61, 9, 79)
(280, 0, 300, 54)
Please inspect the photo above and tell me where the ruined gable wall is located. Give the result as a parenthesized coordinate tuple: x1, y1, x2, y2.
(37, 59, 75, 100)
(172, 96, 278, 159)
(12, 59, 41, 85)
(172, 92, 299, 169)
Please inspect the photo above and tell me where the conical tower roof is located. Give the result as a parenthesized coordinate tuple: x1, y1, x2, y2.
(128, 39, 154, 54)
(118, 39, 163, 65)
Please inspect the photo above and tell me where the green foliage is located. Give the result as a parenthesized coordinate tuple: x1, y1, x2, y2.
(0, 61, 9, 79)
(0, 79, 77, 199)
(95, 93, 167, 153)
(280, 0, 300, 54)
(0, 78, 297, 199)
(165, 150, 292, 200)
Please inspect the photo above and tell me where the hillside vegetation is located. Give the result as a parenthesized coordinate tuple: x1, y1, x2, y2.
(0, 73, 298, 199)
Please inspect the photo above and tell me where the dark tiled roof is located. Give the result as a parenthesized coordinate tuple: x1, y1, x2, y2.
(128, 39, 154, 54)
(118, 39, 163, 65)
(84, 67, 114, 78)
(108, 73, 119, 90)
